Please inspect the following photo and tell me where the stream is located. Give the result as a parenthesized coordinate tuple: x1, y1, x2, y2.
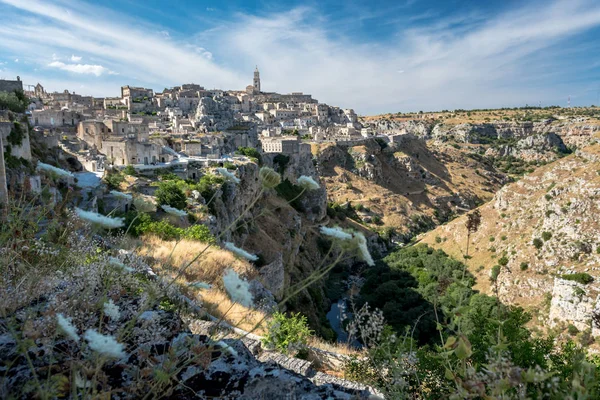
(325, 298, 362, 348)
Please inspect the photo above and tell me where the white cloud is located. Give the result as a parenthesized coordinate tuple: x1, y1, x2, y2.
(0, 0, 599, 112)
(14, 58, 18, 62)
(70, 54, 82, 62)
(48, 61, 111, 76)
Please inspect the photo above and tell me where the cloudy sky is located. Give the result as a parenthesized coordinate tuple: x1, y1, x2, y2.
(0, 0, 599, 114)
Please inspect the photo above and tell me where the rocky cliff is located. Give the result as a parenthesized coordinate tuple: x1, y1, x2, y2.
(420, 143, 600, 339)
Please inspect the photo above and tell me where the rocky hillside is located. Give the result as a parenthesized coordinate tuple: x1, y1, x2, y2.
(420, 142, 600, 340)
(315, 135, 508, 241)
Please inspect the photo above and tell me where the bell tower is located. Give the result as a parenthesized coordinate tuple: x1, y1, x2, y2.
(253, 66, 261, 93)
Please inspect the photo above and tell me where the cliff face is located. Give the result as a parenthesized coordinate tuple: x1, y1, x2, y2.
(365, 119, 598, 163)
(420, 144, 600, 337)
(206, 156, 335, 336)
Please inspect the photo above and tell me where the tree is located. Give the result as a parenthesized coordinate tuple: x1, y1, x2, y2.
(464, 210, 481, 259)
(155, 181, 187, 210)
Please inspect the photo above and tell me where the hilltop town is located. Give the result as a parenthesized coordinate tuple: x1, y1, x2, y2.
(2, 69, 370, 175)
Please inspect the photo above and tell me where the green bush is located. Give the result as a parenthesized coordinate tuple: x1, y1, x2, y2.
(520, 262, 529, 271)
(262, 312, 313, 355)
(542, 231, 552, 241)
(533, 238, 543, 250)
(104, 171, 125, 190)
(560, 273, 594, 285)
(155, 181, 187, 210)
(0, 89, 28, 113)
(123, 165, 136, 176)
(490, 265, 501, 282)
(567, 324, 579, 336)
(237, 146, 262, 164)
(498, 256, 509, 266)
(181, 224, 215, 243)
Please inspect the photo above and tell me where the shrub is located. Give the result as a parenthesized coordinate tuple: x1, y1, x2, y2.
(533, 238, 543, 250)
(435, 236, 442, 244)
(155, 181, 187, 210)
(123, 165, 136, 176)
(498, 256, 509, 266)
(501, 235, 507, 241)
(490, 265, 501, 282)
(0, 89, 28, 113)
(262, 312, 313, 355)
(567, 324, 579, 336)
(542, 231, 552, 241)
(181, 224, 215, 243)
(560, 273, 594, 285)
(104, 171, 125, 190)
(520, 262, 529, 271)
(237, 146, 262, 164)
(489, 236, 495, 242)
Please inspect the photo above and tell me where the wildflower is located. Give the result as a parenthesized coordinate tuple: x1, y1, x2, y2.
(133, 196, 156, 212)
(189, 281, 212, 290)
(259, 166, 281, 188)
(351, 231, 375, 266)
(74, 373, 92, 389)
(161, 204, 187, 217)
(84, 329, 126, 359)
(56, 313, 80, 342)
(223, 241, 258, 262)
(74, 208, 124, 229)
(320, 226, 374, 266)
(109, 190, 132, 200)
(297, 175, 320, 191)
(36, 162, 74, 178)
(216, 168, 240, 184)
(215, 340, 238, 357)
(103, 299, 121, 321)
(222, 269, 253, 307)
(108, 256, 134, 272)
(320, 226, 353, 241)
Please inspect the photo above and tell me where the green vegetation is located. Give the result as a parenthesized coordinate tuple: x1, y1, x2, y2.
(350, 244, 600, 398)
(0, 89, 29, 113)
(542, 231, 552, 241)
(533, 238, 543, 249)
(520, 262, 529, 271)
(155, 180, 187, 210)
(237, 146, 262, 164)
(560, 273, 594, 285)
(275, 179, 305, 211)
(273, 154, 290, 173)
(133, 212, 214, 243)
(262, 312, 313, 356)
(104, 170, 125, 190)
(123, 165, 137, 176)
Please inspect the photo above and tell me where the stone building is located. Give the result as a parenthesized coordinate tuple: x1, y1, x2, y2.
(0, 77, 23, 93)
(31, 109, 83, 127)
(261, 136, 301, 154)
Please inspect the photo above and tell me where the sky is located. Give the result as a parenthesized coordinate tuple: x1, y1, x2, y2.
(0, 0, 599, 115)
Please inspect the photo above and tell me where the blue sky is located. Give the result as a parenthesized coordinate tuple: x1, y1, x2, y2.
(0, 0, 599, 114)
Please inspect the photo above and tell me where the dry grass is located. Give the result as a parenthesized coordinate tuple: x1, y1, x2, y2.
(138, 236, 267, 333)
(308, 337, 362, 356)
(139, 236, 257, 283)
